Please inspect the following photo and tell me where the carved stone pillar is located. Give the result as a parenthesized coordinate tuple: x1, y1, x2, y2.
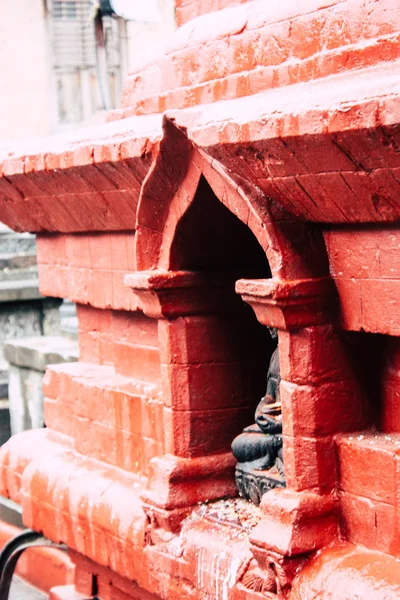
(125, 270, 259, 528)
(235, 276, 371, 573)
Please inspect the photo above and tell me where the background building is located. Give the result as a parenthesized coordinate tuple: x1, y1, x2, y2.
(0, 0, 176, 140)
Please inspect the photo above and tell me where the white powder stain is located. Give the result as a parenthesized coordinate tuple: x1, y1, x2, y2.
(197, 545, 246, 600)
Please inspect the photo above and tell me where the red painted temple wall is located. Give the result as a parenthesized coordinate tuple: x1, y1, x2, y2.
(36, 233, 137, 310)
(325, 229, 400, 335)
(114, 0, 400, 120)
(2, 0, 400, 598)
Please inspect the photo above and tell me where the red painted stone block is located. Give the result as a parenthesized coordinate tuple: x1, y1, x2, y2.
(36, 234, 67, 266)
(339, 491, 399, 554)
(140, 398, 164, 441)
(334, 278, 363, 331)
(142, 437, 164, 472)
(115, 342, 161, 381)
(74, 417, 119, 466)
(37, 264, 61, 298)
(281, 379, 370, 437)
(73, 383, 114, 425)
(109, 311, 158, 345)
(378, 229, 400, 280)
(100, 388, 134, 433)
(69, 551, 155, 600)
(76, 304, 102, 332)
(161, 362, 252, 411)
(163, 404, 254, 457)
(65, 234, 91, 269)
(143, 451, 236, 509)
(78, 329, 101, 364)
(43, 368, 60, 400)
(92, 270, 113, 309)
(89, 234, 113, 270)
(283, 434, 337, 492)
(158, 315, 256, 365)
(337, 434, 400, 505)
(117, 430, 143, 473)
(325, 229, 381, 279)
(290, 13, 325, 60)
(70, 267, 94, 306)
(44, 398, 75, 438)
(111, 271, 131, 310)
(360, 279, 400, 336)
(74, 565, 96, 596)
(279, 326, 362, 384)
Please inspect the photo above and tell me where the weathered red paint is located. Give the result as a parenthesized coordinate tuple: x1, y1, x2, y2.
(1, 0, 400, 598)
(290, 543, 400, 600)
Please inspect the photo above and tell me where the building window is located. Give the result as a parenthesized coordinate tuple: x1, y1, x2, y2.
(48, 0, 124, 127)
(53, 1, 78, 19)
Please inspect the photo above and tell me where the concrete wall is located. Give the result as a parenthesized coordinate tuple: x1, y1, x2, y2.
(0, 0, 52, 140)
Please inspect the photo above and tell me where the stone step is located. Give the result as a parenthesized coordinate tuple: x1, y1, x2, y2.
(0, 252, 37, 271)
(4, 336, 79, 372)
(0, 496, 23, 527)
(60, 316, 78, 339)
(10, 576, 47, 600)
(0, 267, 38, 283)
(59, 300, 77, 319)
(0, 279, 41, 303)
(0, 232, 36, 255)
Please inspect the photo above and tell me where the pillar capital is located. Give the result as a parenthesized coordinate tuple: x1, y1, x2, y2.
(125, 270, 243, 319)
(235, 277, 336, 330)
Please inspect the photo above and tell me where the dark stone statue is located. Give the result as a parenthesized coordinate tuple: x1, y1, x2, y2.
(232, 345, 285, 504)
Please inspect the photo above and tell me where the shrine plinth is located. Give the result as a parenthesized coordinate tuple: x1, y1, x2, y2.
(1, 1, 400, 598)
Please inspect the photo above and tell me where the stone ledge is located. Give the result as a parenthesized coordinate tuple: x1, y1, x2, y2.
(2, 428, 398, 600)
(125, 270, 244, 318)
(0, 280, 41, 303)
(4, 336, 78, 373)
(0, 429, 274, 600)
(0, 115, 163, 235)
(236, 277, 335, 330)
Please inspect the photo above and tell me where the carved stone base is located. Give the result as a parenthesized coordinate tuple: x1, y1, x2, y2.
(235, 463, 285, 505)
(250, 489, 338, 556)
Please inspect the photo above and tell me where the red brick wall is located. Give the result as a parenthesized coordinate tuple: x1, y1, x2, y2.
(338, 433, 400, 555)
(77, 306, 161, 381)
(43, 360, 163, 475)
(116, 0, 400, 119)
(36, 233, 138, 311)
(324, 228, 400, 336)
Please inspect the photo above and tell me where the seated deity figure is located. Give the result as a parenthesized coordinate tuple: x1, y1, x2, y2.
(231, 343, 285, 504)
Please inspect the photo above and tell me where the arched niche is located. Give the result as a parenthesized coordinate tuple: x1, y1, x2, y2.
(168, 175, 276, 448)
(134, 117, 330, 281)
(169, 175, 271, 277)
(129, 120, 343, 512)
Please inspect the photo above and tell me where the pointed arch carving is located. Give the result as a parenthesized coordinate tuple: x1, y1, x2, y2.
(135, 116, 329, 281)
